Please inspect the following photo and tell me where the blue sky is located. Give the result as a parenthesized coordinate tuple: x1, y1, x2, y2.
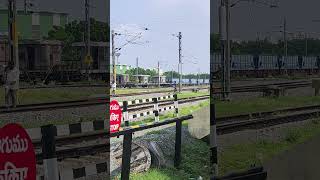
(111, 0, 210, 74)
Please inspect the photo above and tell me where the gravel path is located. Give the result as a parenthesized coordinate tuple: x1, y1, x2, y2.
(0, 105, 106, 127)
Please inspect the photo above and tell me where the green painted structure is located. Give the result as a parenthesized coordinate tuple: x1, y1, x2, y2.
(110, 64, 132, 75)
(0, 9, 68, 40)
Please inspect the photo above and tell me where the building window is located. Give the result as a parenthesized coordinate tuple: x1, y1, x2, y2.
(32, 13, 40, 25)
(53, 14, 61, 26)
(31, 25, 41, 39)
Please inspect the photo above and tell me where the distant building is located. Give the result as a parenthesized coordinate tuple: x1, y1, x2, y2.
(109, 64, 132, 75)
(0, 9, 68, 40)
(150, 67, 164, 75)
(152, 75, 166, 84)
(132, 74, 150, 84)
(109, 64, 131, 84)
(71, 41, 109, 72)
(0, 38, 62, 71)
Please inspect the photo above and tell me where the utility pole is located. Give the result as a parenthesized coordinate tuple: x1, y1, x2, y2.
(84, 0, 92, 81)
(171, 69, 174, 83)
(157, 61, 161, 88)
(111, 30, 116, 95)
(219, 0, 227, 100)
(283, 17, 287, 73)
(136, 57, 139, 83)
(24, 0, 27, 14)
(197, 68, 200, 85)
(158, 61, 160, 88)
(178, 32, 182, 92)
(8, 0, 18, 68)
(305, 32, 308, 57)
(225, 0, 231, 100)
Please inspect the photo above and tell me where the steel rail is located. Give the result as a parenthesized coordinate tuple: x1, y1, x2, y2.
(34, 104, 320, 163)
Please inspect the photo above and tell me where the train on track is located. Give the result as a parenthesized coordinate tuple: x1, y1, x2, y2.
(212, 54, 320, 78)
(0, 39, 110, 83)
(117, 79, 210, 88)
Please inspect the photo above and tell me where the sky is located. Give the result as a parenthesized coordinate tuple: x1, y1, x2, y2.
(111, 0, 210, 74)
(213, 0, 320, 41)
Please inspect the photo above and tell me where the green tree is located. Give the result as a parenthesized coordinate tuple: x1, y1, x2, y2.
(46, 18, 110, 61)
(163, 71, 179, 79)
(126, 68, 157, 81)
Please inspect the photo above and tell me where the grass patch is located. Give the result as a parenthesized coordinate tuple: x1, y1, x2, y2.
(218, 119, 320, 175)
(130, 139, 210, 180)
(177, 91, 209, 99)
(0, 87, 106, 105)
(215, 96, 320, 117)
(115, 87, 174, 94)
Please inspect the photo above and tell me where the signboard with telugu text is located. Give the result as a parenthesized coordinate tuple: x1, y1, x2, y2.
(110, 100, 122, 133)
(0, 123, 36, 180)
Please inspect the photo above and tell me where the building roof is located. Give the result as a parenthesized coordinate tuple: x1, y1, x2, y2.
(72, 41, 109, 47)
(132, 75, 150, 77)
(0, 9, 68, 16)
(0, 38, 62, 45)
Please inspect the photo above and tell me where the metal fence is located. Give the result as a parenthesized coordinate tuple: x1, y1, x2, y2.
(212, 53, 320, 71)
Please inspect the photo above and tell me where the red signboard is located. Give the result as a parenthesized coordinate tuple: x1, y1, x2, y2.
(110, 100, 122, 133)
(0, 123, 36, 180)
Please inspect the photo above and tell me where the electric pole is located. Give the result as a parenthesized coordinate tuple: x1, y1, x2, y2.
(8, 0, 18, 68)
(84, 0, 92, 81)
(178, 32, 182, 92)
(111, 30, 116, 95)
(171, 68, 174, 83)
(219, 0, 227, 100)
(24, 0, 27, 14)
(305, 32, 308, 57)
(136, 57, 139, 83)
(225, 0, 231, 100)
(158, 61, 160, 88)
(283, 17, 287, 74)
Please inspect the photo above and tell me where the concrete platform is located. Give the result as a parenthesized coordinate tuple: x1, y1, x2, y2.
(264, 133, 320, 180)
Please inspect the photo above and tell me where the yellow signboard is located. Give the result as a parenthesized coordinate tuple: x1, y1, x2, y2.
(84, 55, 93, 65)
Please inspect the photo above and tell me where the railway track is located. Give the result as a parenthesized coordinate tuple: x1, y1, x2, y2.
(0, 94, 209, 114)
(112, 86, 209, 97)
(33, 103, 320, 164)
(214, 80, 311, 93)
(19, 83, 207, 89)
(1, 80, 311, 114)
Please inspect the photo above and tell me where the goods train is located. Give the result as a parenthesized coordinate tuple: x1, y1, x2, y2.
(212, 54, 320, 78)
(116, 78, 210, 88)
(0, 39, 109, 83)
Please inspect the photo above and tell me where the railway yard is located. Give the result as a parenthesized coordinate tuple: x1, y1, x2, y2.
(2, 77, 320, 179)
(2, 0, 320, 179)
